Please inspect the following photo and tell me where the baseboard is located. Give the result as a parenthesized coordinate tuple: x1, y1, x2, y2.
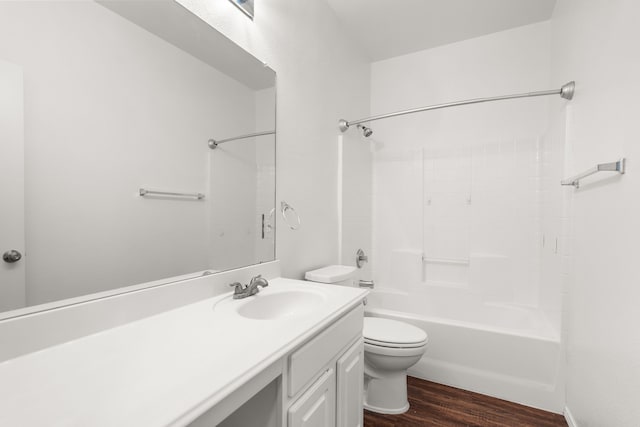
(408, 358, 564, 413)
(564, 406, 578, 427)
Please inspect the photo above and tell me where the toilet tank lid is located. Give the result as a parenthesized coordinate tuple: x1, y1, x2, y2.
(304, 265, 357, 283)
(364, 317, 427, 345)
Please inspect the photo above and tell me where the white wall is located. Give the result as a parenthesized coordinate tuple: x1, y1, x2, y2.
(177, 0, 371, 278)
(550, 1, 640, 425)
(0, 2, 261, 305)
(369, 23, 557, 312)
(0, 60, 25, 311)
(340, 132, 373, 281)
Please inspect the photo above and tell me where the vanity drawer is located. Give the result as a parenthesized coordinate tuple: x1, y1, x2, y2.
(288, 304, 364, 397)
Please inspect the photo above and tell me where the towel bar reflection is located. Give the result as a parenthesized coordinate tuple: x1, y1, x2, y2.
(561, 158, 626, 188)
(139, 188, 205, 200)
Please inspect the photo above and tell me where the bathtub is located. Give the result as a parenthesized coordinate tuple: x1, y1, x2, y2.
(365, 287, 564, 413)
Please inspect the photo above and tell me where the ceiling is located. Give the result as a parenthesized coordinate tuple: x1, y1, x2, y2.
(325, 0, 557, 61)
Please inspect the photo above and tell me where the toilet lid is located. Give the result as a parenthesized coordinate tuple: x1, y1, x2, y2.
(304, 265, 356, 284)
(363, 317, 427, 347)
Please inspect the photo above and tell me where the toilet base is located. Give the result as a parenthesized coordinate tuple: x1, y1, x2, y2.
(364, 400, 409, 415)
(363, 369, 410, 414)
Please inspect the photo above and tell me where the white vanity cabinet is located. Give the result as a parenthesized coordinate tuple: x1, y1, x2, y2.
(285, 304, 364, 427)
(287, 368, 336, 427)
(336, 339, 365, 427)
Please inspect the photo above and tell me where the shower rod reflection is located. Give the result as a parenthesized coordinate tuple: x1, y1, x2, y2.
(339, 81, 575, 133)
(208, 130, 275, 149)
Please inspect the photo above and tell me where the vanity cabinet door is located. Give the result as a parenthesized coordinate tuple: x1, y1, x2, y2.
(336, 339, 364, 427)
(288, 368, 335, 427)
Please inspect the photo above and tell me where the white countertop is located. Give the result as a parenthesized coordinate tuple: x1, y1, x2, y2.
(0, 278, 367, 426)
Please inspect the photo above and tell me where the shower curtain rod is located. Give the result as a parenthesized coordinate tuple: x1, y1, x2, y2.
(208, 130, 275, 149)
(338, 81, 575, 132)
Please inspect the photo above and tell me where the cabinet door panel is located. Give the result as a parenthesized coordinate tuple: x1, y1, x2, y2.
(336, 339, 364, 427)
(289, 305, 363, 397)
(288, 368, 335, 427)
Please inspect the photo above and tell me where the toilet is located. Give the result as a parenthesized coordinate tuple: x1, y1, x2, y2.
(304, 265, 428, 415)
(363, 317, 427, 414)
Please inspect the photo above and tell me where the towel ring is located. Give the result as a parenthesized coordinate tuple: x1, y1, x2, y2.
(281, 201, 300, 230)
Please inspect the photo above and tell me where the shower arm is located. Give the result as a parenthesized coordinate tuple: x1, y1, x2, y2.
(338, 81, 575, 132)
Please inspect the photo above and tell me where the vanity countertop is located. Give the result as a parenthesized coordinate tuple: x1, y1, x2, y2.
(0, 278, 367, 426)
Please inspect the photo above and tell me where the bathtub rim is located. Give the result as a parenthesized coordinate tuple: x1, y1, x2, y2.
(364, 306, 560, 343)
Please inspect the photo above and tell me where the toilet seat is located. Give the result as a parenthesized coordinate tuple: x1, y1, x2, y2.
(365, 337, 427, 349)
(364, 341, 426, 357)
(364, 317, 428, 349)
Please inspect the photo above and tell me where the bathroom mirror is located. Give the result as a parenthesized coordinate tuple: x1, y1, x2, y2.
(0, 1, 276, 318)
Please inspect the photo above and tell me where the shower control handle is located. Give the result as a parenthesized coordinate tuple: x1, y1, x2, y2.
(356, 248, 368, 268)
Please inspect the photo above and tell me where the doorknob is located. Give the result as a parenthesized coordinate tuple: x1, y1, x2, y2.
(2, 250, 22, 263)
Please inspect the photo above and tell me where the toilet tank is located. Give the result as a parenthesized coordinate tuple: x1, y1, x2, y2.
(304, 265, 357, 287)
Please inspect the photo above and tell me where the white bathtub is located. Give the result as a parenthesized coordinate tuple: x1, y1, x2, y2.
(365, 288, 564, 413)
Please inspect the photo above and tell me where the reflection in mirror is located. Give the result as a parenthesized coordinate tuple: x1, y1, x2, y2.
(0, 1, 276, 317)
(228, 0, 255, 20)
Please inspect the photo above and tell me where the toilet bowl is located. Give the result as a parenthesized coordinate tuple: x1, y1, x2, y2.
(363, 317, 428, 414)
(304, 266, 428, 415)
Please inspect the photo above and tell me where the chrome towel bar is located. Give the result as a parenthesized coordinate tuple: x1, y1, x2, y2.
(422, 256, 470, 266)
(561, 158, 626, 188)
(139, 188, 205, 200)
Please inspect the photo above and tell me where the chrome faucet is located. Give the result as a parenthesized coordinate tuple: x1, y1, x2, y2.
(229, 275, 269, 299)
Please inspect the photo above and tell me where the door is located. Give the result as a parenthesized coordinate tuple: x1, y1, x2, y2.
(337, 339, 364, 427)
(288, 368, 336, 427)
(0, 59, 26, 312)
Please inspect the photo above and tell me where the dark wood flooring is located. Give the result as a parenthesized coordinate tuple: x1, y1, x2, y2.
(364, 377, 567, 427)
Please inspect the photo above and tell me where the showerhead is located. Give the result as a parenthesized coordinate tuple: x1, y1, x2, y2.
(338, 118, 372, 137)
(357, 124, 373, 138)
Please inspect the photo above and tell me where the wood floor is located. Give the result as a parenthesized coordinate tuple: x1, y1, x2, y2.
(364, 377, 568, 427)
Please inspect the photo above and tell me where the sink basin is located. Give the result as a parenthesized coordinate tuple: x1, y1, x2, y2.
(237, 290, 326, 320)
(214, 289, 327, 320)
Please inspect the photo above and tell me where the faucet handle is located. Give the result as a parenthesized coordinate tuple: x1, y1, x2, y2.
(229, 282, 245, 294)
